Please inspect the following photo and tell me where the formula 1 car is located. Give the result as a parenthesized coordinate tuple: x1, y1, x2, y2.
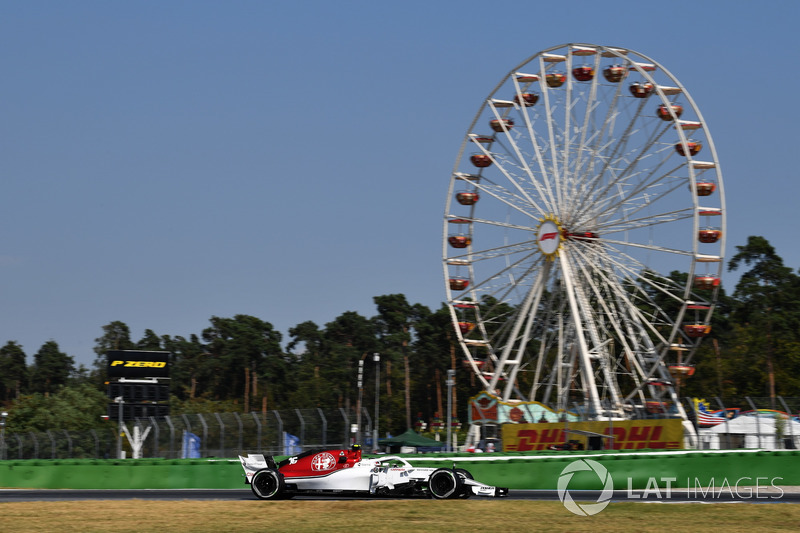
(239, 445, 508, 500)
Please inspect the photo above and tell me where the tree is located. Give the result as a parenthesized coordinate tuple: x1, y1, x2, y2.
(286, 321, 327, 408)
(92, 321, 136, 380)
(201, 315, 285, 410)
(321, 312, 377, 410)
(136, 329, 163, 350)
(0, 341, 28, 401)
(411, 304, 459, 426)
(727, 236, 800, 405)
(7, 383, 108, 433)
(30, 341, 75, 396)
(373, 294, 426, 431)
(161, 334, 207, 400)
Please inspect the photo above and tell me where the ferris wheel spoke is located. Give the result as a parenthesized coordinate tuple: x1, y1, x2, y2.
(601, 238, 693, 259)
(571, 132, 678, 225)
(465, 179, 546, 222)
(489, 262, 551, 396)
(598, 207, 694, 234)
(537, 56, 567, 210)
(590, 172, 690, 229)
(591, 244, 689, 313)
(563, 255, 625, 409)
(512, 79, 558, 209)
(571, 246, 670, 352)
(466, 250, 542, 297)
(455, 240, 539, 265)
(448, 215, 537, 233)
(485, 105, 556, 216)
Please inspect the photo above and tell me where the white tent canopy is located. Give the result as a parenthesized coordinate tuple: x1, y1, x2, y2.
(698, 415, 800, 450)
(708, 415, 800, 435)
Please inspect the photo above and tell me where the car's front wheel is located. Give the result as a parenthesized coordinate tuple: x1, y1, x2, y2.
(455, 468, 473, 499)
(251, 468, 284, 500)
(428, 468, 462, 499)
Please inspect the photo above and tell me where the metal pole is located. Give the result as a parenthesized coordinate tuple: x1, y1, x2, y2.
(356, 359, 364, 445)
(115, 397, 124, 459)
(446, 369, 455, 453)
(0, 411, 7, 461)
(373, 353, 380, 452)
(778, 396, 795, 448)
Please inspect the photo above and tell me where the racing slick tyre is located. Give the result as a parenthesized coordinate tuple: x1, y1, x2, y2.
(455, 468, 474, 499)
(251, 468, 285, 500)
(428, 468, 462, 499)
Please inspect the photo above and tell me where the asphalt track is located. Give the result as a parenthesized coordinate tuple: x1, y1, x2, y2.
(2, 488, 799, 503)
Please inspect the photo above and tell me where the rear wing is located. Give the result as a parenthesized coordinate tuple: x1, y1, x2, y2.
(239, 454, 278, 484)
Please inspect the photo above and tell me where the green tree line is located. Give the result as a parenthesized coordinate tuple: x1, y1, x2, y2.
(2, 236, 800, 435)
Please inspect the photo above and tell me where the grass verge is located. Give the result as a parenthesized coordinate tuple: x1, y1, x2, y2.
(2, 499, 800, 532)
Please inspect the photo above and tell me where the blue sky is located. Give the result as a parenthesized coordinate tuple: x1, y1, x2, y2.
(2, 1, 798, 368)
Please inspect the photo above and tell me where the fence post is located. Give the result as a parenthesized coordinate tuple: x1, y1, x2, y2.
(339, 408, 350, 447)
(251, 412, 262, 451)
(360, 407, 371, 448)
(164, 416, 175, 459)
(193, 414, 207, 458)
(148, 416, 160, 458)
(90, 429, 99, 459)
(778, 396, 795, 448)
(214, 413, 225, 458)
(233, 412, 243, 454)
(181, 414, 193, 434)
(713, 397, 731, 449)
(272, 411, 283, 455)
(46, 430, 56, 459)
(745, 397, 762, 447)
(64, 430, 73, 458)
(316, 408, 327, 447)
(295, 409, 305, 452)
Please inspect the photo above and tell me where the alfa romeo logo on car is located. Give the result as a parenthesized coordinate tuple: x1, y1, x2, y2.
(557, 459, 614, 516)
(310, 452, 336, 471)
(537, 216, 562, 257)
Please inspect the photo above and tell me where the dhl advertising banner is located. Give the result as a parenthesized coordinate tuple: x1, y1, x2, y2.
(503, 419, 684, 451)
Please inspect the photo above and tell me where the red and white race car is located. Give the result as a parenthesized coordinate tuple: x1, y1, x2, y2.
(239, 445, 508, 499)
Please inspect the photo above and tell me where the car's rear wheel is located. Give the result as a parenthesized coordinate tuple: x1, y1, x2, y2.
(428, 468, 462, 499)
(251, 468, 284, 500)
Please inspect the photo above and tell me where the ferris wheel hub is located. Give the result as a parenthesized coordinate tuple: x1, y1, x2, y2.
(536, 215, 562, 258)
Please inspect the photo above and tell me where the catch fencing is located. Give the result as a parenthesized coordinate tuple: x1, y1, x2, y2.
(0, 406, 374, 460)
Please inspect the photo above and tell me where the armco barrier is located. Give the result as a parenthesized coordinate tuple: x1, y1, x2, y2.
(0, 459, 245, 489)
(1, 450, 799, 490)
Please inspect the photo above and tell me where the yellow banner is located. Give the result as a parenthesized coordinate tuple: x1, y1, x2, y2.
(502, 419, 684, 451)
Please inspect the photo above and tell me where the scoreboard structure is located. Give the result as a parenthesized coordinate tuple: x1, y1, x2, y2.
(106, 350, 171, 420)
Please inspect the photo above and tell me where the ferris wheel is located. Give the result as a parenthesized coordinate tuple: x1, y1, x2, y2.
(443, 43, 725, 421)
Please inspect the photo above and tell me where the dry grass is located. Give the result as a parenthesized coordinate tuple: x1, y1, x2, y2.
(2, 500, 800, 533)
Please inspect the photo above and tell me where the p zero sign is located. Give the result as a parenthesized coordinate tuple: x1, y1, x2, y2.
(107, 350, 171, 379)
